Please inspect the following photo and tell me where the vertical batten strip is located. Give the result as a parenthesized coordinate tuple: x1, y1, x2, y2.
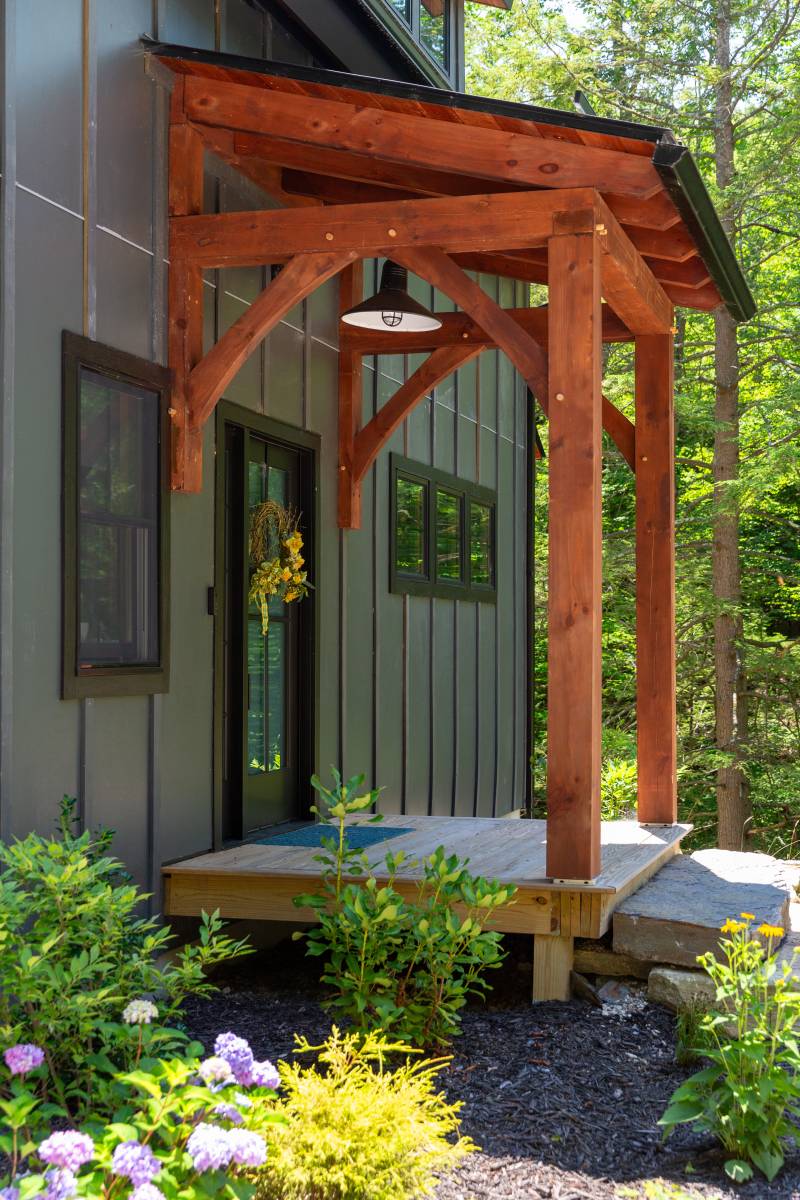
(635, 331, 678, 823)
(0, 0, 15, 842)
(546, 232, 603, 882)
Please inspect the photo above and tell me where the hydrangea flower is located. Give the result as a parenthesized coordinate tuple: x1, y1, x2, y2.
(4, 1043, 45, 1076)
(226, 1129, 267, 1167)
(131, 1185, 166, 1200)
(249, 1059, 279, 1090)
(213, 1033, 254, 1084)
(38, 1132, 94, 1172)
(213, 1101, 244, 1125)
(42, 1170, 76, 1200)
(198, 1055, 234, 1087)
(186, 1123, 233, 1173)
(0, 1185, 20, 1200)
(121, 999, 159, 1026)
(110, 1141, 161, 1187)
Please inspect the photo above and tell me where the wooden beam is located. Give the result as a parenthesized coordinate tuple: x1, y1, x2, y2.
(168, 99, 205, 493)
(183, 76, 662, 198)
(596, 198, 673, 334)
(338, 263, 364, 530)
(533, 933, 574, 1002)
(170, 188, 598, 269)
(635, 332, 678, 823)
(187, 250, 356, 432)
(546, 231, 603, 882)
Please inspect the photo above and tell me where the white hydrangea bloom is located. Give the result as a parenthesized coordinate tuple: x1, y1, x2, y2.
(122, 999, 159, 1026)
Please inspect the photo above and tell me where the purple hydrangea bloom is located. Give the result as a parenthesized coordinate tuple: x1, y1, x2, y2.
(213, 1033, 253, 1085)
(38, 1132, 94, 1172)
(198, 1056, 234, 1088)
(110, 1142, 160, 1187)
(4, 1044, 45, 1076)
(0, 1186, 20, 1200)
(226, 1129, 267, 1168)
(249, 1059, 280, 1091)
(213, 1101, 244, 1125)
(131, 1185, 166, 1200)
(186, 1123, 233, 1173)
(42, 1170, 76, 1200)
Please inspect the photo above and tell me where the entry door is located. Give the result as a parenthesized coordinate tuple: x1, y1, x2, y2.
(222, 424, 309, 838)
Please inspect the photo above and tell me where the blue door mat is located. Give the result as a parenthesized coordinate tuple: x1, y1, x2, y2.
(255, 824, 413, 849)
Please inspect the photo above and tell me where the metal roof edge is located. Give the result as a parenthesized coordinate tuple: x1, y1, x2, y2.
(652, 142, 756, 323)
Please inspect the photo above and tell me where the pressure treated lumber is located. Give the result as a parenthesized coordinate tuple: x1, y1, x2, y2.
(533, 934, 574, 1001)
(635, 333, 678, 822)
(182, 75, 662, 198)
(546, 232, 603, 882)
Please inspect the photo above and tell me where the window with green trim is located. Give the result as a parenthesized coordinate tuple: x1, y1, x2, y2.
(390, 454, 496, 602)
(62, 332, 170, 699)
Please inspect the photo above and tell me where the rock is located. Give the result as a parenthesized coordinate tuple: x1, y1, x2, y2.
(569, 970, 602, 1007)
(648, 966, 716, 1012)
(573, 941, 652, 980)
(596, 979, 632, 1005)
(613, 849, 792, 967)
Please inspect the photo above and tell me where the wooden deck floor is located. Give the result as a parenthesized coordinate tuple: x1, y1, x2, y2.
(163, 816, 691, 942)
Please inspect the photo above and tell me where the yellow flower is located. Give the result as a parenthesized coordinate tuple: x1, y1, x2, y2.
(281, 566, 292, 581)
(285, 590, 298, 602)
(720, 918, 745, 934)
(740, 912, 755, 921)
(757, 923, 784, 939)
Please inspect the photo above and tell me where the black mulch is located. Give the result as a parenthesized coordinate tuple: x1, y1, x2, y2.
(180, 934, 800, 1200)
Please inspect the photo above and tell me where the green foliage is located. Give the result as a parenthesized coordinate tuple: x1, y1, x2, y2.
(0, 797, 252, 1118)
(258, 1027, 474, 1200)
(601, 758, 638, 820)
(659, 916, 800, 1182)
(1, 1041, 279, 1200)
(294, 770, 516, 1048)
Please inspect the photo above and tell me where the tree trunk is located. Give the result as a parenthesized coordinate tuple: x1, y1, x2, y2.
(712, 0, 751, 849)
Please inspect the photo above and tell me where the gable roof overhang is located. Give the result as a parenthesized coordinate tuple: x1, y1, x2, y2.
(145, 38, 755, 324)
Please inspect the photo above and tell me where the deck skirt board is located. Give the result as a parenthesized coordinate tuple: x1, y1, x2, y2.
(163, 818, 691, 939)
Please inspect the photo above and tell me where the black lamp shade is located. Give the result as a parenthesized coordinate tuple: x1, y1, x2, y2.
(340, 261, 442, 332)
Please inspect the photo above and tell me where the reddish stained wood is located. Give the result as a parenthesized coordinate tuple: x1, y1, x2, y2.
(596, 198, 673, 334)
(546, 232, 603, 882)
(351, 344, 484, 485)
(170, 189, 597, 269)
(187, 250, 356, 430)
(635, 332, 678, 824)
(338, 263, 364, 530)
(182, 76, 662, 198)
(168, 119, 205, 493)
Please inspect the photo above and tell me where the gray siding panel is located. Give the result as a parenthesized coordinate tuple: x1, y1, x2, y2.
(86, 697, 150, 882)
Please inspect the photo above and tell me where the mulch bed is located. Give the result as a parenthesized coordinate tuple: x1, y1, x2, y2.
(181, 934, 800, 1200)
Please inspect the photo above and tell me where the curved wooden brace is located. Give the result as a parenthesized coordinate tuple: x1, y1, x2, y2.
(187, 250, 356, 431)
(352, 343, 484, 483)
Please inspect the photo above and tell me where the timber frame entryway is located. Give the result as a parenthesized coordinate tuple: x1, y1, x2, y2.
(148, 41, 753, 906)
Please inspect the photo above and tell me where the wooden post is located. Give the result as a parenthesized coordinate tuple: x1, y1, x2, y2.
(338, 262, 364, 529)
(546, 231, 603, 882)
(168, 85, 205, 493)
(533, 933, 574, 1002)
(635, 332, 678, 823)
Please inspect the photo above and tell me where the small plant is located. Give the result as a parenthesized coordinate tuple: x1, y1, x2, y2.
(0, 797, 252, 1118)
(294, 770, 516, 1048)
(600, 757, 637, 820)
(674, 1003, 709, 1067)
(659, 913, 800, 1183)
(258, 1027, 474, 1200)
(0, 1028, 280, 1200)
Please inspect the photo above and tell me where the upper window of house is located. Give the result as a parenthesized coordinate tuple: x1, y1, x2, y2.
(62, 333, 170, 699)
(382, 0, 451, 72)
(390, 455, 496, 602)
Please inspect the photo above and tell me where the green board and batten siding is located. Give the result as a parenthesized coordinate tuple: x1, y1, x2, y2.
(0, 0, 529, 895)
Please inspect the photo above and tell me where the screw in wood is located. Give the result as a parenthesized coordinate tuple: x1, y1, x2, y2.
(595, 223, 607, 235)
(325, 232, 334, 241)
(387, 228, 397, 237)
(167, 407, 177, 417)
(555, 392, 565, 402)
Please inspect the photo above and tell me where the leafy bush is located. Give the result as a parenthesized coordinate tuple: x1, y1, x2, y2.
(0, 797, 251, 1117)
(295, 771, 515, 1048)
(659, 914, 800, 1182)
(600, 757, 637, 820)
(258, 1027, 473, 1200)
(1, 1028, 280, 1200)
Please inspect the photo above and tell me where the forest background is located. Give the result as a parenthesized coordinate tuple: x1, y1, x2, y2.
(465, 0, 800, 855)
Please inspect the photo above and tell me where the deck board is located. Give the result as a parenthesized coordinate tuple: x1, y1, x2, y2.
(163, 818, 691, 939)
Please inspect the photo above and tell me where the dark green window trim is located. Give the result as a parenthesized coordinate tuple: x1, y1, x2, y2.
(61, 331, 171, 699)
(389, 453, 496, 603)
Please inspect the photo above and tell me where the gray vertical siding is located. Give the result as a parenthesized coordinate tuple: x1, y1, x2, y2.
(0, 0, 529, 887)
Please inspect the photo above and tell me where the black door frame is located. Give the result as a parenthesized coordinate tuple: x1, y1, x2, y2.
(213, 400, 320, 850)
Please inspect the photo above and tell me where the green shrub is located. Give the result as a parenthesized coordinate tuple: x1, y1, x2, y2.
(0, 797, 251, 1118)
(600, 757, 637, 820)
(259, 1027, 474, 1200)
(295, 770, 516, 1048)
(659, 914, 800, 1182)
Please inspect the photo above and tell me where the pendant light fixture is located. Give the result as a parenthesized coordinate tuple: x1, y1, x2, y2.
(340, 261, 442, 332)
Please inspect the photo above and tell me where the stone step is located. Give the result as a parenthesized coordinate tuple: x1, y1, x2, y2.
(612, 849, 794, 968)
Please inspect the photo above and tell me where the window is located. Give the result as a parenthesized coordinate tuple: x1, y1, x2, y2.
(62, 332, 170, 698)
(390, 454, 496, 602)
(380, 0, 451, 72)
